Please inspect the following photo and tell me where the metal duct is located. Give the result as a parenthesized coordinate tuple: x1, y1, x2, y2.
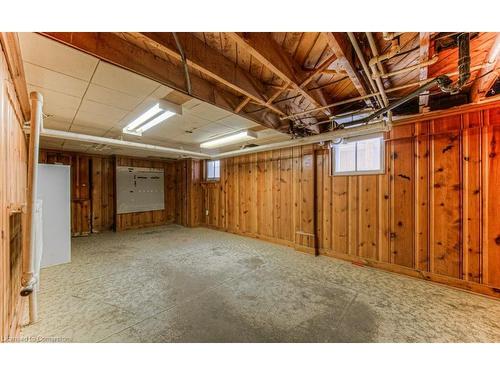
(438, 33, 471, 94)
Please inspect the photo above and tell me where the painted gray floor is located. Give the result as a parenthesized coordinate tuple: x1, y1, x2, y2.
(21, 225, 500, 342)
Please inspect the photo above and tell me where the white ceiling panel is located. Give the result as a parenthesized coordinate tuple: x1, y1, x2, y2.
(43, 117, 72, 131)
(216, 114, 260, 130)
(70, 125, 110, 137)
(186, 102, 233, 122)
(198, 122, 235, 136)
(172, 128, 215, 143)
(182, 98, 203, 110)
(74, 99, 128, 128)
(18, 33, 98, 81)
(150, 85, 174, 99)
(91, 62, 160, 98)
(142, 119, 187, 139)
(24, 62, 88, 98)
(84, 84, 144, 111)
(29, 84, 81, 122)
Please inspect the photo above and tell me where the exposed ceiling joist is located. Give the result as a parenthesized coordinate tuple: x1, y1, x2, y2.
(299, 54, 339, 89)
(324, 32, 373, 107)
(128, 32, 286, 117)
(470, 33, 500, 102)
(39, 32, 288, 132)
(227, 32, 332, 117)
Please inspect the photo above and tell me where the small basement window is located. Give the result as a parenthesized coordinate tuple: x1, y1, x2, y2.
(206, 159, 220, 181)
(331, 134, 385, 176)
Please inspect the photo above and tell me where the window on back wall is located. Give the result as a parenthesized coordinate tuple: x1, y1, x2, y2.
(331, 134, 385, 176)
(205, 159, 220, 181)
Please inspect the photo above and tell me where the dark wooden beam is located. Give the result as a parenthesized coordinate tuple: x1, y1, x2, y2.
(0, 32, 30, 121)
(129, 32, 285, 116)
(40, 32, 288, 131)
(324, 32, 373, 107)
(227, 32, 332, 117)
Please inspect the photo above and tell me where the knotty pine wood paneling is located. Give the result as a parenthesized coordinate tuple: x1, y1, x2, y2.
(39, 151, 188, 234)
(1, 44, 28, 340)
(196, 104, 500, 297)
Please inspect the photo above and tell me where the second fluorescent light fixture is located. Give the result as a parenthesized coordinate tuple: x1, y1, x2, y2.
(200, 130, 257, 149)
(123, 99, 182, 136)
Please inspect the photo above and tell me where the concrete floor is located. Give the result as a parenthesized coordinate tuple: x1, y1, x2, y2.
(21, 225, 500, 343)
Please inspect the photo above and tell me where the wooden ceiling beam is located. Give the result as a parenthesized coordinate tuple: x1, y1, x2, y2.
(470, 33, 500, 103)
(128, 32, 286, 117)
(227, 32, 332, 117)
(299, 54, 339, 88)
(0, 32, 30, 121)
(324, 32, 373, 107)
(39, 32, 287, 131)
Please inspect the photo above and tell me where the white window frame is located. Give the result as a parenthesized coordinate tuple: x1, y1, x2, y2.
(205, 159, 221, 181)
(331, 133, 385, 176)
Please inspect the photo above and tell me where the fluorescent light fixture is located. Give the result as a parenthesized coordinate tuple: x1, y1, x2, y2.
(200, 130, 257, 149)
(123, 99, 183, 136)
(134, 111, 175, 134)
(123, 104, 162, 133)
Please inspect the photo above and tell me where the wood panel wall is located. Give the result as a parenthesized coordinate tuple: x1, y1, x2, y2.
(39, 150, 114, 235)
(196, 104, 500, 298)
(39, 151, 188, 234)
(0, 43, 28, 340)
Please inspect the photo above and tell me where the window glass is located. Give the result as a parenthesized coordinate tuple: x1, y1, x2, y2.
(332, 135, 384, 175)
(357, 137, 382, 171)
(335, 142, 356, 172)
(206, 160, 220, 180)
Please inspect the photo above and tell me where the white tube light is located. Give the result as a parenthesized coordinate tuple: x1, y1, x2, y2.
(200, 130, 257, 149)
(134, 110, 175, 134)
(123, 104, 162, 133)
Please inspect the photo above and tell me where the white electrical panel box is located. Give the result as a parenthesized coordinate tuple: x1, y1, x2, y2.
(116, 166, 165, 214)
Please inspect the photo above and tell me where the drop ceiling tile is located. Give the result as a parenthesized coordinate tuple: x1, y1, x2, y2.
(216, 114, 260, 130)
(142, 120, 186, 139)
(70, 125, 110, 137)
(185, 102, 233, 122)
(18, 33, 98, 81)
(91, 61, 160, 98)
(29, 84, 81, 122)
(102, 128, 123, 138)
(84, 84, 144, 111)
(74, 99, 129, 129)
(182, 98, 203, 110)
(173, 128, 214, 144)
(43, 117, 71, 131)
(150, 85, 174, 99)
(24, 62, 88, 98)
(198, 122, 235, 136)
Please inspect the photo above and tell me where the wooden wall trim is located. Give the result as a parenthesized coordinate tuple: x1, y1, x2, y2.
(393, 98, 500, 127)
(0, 32, 30, 121)
(320, 248, 500, 299)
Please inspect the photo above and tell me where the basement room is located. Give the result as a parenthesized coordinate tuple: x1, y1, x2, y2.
(1, 1, 499, 372)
